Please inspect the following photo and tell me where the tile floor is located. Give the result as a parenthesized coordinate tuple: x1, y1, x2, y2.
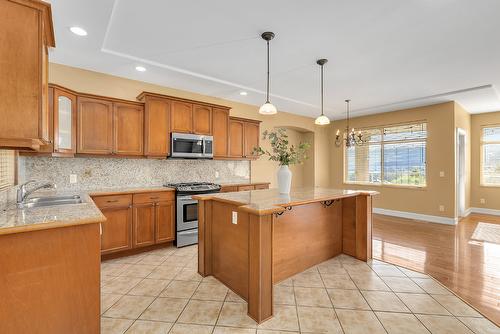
(100, 245, 500, 334)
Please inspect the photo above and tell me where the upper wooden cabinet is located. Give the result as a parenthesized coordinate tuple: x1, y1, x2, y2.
(113, 102, 144, 156)
(77, 97, 114, 155)
(142, 96, 171, 157)
(171, 101, 193, 133)
(212, 108, 230, 157)
(193, 104, 212, 135)
(0, 0, 55, 150)
(229, 117, 261, 159)
(53, 86, 77, 155)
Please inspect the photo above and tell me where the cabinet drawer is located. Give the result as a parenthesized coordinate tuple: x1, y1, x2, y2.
(238, 185, 255, 191)
(93, 194, 132, 208)
(254, 184, 269, 190)
(133, 191, 174, 204)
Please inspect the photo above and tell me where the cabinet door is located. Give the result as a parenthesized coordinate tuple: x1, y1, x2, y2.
(53, 88, 76, 154)
(244, 122, 260, 159)
(156, 201, 175, 243)
(113, 102, 144, 156)
(212, 108, 229, 157)
(144, 97, 170, 157)
(100, 206, 133, 254)
(77, 97, 113, 154)
(192, 104, 212, 135)
(171, 101, 193, 133)
(229, 119, 244, 157)
(133, 203, 156, 247)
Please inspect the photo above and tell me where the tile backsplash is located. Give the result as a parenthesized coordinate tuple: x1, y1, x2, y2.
(19, 156, 250, 190)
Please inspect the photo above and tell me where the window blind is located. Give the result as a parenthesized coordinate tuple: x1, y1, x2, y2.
(0, 150, 16, 191)
(481, 126, 500, 185)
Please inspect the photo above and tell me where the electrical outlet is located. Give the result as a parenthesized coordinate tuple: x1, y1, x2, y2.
(232, 211, 238, 225)
(439, 205, 445, 212)
(215, 171, 220, 178)
(69, 174, 77, 184)
(439, 171, 445, 177)
(480, 198, 486, 204)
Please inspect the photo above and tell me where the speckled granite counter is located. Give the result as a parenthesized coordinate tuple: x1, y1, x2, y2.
(193, 187, 378, 215)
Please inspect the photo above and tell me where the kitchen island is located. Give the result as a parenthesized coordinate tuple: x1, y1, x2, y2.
(193, 187, 378, 323)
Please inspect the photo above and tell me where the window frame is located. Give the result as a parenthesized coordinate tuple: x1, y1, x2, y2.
(343, 121, 428, 189)
(480, 124, 500, 187)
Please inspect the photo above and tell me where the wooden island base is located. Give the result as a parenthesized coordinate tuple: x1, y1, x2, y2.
(194, 188, 377, 323)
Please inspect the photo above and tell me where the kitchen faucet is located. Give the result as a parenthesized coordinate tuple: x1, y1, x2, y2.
(16, 180, 56, 204)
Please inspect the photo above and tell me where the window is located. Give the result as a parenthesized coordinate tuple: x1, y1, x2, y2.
(0, 150, 16, 191)
(481, 126, 500, 186)
(345, 122, 427, 187)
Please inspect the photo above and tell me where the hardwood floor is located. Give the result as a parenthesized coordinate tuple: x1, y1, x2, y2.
(373, 213, 500, 326)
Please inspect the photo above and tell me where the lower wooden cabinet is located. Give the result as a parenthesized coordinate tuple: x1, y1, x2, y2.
(156, 201, 175, 243)
(133, 203, 156, 247)
(100, 205, 133, 254)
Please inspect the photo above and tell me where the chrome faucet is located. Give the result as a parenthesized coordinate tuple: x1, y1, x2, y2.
(17, 180, 56, 204)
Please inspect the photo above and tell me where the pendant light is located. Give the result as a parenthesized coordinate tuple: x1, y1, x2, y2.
(315, 59, 330, 125)
(259, 32, 277, 115)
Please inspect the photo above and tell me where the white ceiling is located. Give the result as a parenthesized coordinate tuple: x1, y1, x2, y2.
(47, 0, 500, 119)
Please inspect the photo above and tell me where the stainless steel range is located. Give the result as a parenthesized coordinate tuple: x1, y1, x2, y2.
(165, 182, 221, 247)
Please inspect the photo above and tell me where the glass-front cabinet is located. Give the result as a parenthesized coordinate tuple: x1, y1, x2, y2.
(53, 87, 76, 154)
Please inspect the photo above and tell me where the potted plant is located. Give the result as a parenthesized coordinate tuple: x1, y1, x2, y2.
(253, 128, 310, 194)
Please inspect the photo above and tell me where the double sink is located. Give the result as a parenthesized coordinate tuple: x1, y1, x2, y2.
(17, 195, 85, 209)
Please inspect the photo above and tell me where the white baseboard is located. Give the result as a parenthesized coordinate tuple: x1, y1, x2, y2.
(463, 208, 472, 217)
(373, 208, 458, 225)
(468, 207, 500, 216)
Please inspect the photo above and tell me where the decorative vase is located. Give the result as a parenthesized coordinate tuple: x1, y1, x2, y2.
(277, 165, 292, 194)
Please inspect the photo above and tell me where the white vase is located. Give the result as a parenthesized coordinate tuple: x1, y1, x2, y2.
(277, 165, 292, 194)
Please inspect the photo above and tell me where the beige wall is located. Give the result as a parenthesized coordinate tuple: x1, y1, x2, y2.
(453, 103, 471, 214)
(330, 102, 457, 218)
(471, 111, 500, 210)
(48, 63, 324, 188)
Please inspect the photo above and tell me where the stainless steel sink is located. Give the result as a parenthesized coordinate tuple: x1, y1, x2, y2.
(17, 195, 85, 209)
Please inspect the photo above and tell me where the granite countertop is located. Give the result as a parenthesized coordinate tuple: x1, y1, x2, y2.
(88, 186, 175, 196)
(193, 187, 379, 215)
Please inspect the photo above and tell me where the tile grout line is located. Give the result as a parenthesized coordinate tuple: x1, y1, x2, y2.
(318, 263, 347, 334)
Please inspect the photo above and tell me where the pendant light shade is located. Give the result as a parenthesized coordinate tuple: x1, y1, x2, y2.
(315, 58, 330, 125)
(259, 32, 277, 115)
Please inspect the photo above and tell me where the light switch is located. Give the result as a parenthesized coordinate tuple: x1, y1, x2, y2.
(232, 211, 238, 225)
(439, 171, 445, 177)
(70, 174, 78, 184)
(439, 205, 445, 212)
(480, 198, 486, 204)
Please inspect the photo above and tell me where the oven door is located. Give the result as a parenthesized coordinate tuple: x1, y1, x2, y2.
(176, 195, 198, 231)
(171, 133, 204, 158)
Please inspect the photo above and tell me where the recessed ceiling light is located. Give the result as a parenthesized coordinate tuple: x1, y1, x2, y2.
(239, 91, 248, 96)
(135, 66, 147, 72)
(69, 26, 87, 36)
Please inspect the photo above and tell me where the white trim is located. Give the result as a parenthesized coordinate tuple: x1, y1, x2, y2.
(463, 208, 472, 217)
(373, 208, 458, 225)
(469, 207, 500, 216)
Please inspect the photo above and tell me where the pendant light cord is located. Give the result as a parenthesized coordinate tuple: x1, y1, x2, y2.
(320, 64, 324, 116)
(266, 40, 270, 103)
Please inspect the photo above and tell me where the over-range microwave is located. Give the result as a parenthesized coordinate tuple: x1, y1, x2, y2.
(171, 133, 213, 159)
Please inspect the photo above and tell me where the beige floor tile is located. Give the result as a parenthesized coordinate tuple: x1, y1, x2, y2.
(416, 314, 474, 334)
(125, 320, 173, 333)
(327, 288, 370, 310)
(163, 255, 192, 266)
(258, 305, 299, 332)
(169, 323, 213, 334)
(336, 309, 386, 334)
(256, 331, 299, 334)
(274, 285, 295, 305)
(361, 290, 410, 312)
(349, 273, 391, 291)
(382, 276, 425, 293)
(217, 302, 258, 328)
(343, 263, 375, 275)
(140, 297, 189, 322)
(104, 295, 155, 320)
(317, 263, 348, 275)
(192, 282, 229, 301)
(337, 254, 364, 265)
(160, 280, 199, 299)
(147, 266, 183, 280)
(397, 267, 428, 279)
(275, 278, 293, 287)
(178, 300, 223, 325)
(225, 290, 246, 303)
(321, 273, 358, 290)
(118, 264, 156, 278)
(175, 267, 203, 282)
(101, 317, 134, 334)
(101, 277, 142, 294)
(291, 271, 324, 288)
(294, 287, 332, 307)
(128, 279, 170, 297)
(458, 317, 500, 334)
(137, 255, 168, 266)
(432, 294, 482, 317)
(107, 254, 145, 265)
(297, 306, 343, 333)
(102, 263, 131, 276)
(102, 275, 119, 284)
(375, 312, 430, 334)
(397, 293, 450, 315)
(213, 327, 257, 334)
(411, 278, 452, 295)
(371, 264, 406, 277)
(101, 293, 123, 314)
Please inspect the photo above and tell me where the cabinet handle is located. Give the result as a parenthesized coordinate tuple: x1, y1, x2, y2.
(106, 199, 119, 203)
(150, 196, 160, 200)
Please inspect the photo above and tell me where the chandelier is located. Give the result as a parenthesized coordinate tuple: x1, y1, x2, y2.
(335, 99, 365, 147)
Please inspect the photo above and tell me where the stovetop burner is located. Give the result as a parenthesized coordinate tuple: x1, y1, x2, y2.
(164, 182, 221, 195)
